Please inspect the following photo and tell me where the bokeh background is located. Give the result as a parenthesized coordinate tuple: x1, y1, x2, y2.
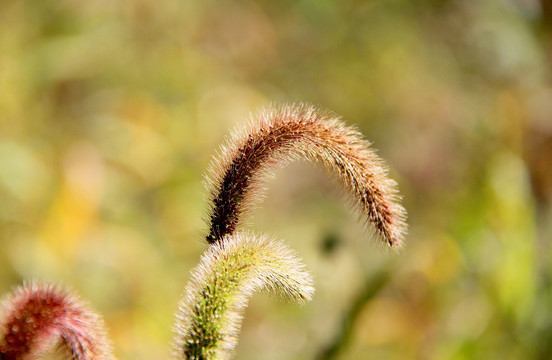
(1, 0, 552, 359)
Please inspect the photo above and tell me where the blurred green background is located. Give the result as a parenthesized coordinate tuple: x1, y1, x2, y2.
(1, 0, 551, 359)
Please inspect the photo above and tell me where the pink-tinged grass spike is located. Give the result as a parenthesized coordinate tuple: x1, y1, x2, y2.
(0, 282, 114, 360)
(205, 103, 407, 247)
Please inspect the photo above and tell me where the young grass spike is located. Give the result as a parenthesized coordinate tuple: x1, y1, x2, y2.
(0, 282, 114, 360)
(205, 103, 407, 247)
(173, 232, 314, 360)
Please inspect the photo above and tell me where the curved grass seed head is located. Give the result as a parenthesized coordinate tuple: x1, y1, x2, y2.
(0, 282, 114, 360)
(173, 232, 314, 360)
(205, 103, 407, 247)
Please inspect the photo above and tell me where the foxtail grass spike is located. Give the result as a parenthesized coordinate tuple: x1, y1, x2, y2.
(173, 232, 314, 360)
(0, 282, 114, 360)
(205, 103, 407, 247)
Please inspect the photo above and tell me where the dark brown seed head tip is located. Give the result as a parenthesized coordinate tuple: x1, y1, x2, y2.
(206, 233, 216, 244)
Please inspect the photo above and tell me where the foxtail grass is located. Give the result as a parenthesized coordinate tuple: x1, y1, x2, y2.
(0, 282, 114, 360)
(205, 103, 406, 247)
(173, 232, 314, 360)
(1, 103, 406, 360)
